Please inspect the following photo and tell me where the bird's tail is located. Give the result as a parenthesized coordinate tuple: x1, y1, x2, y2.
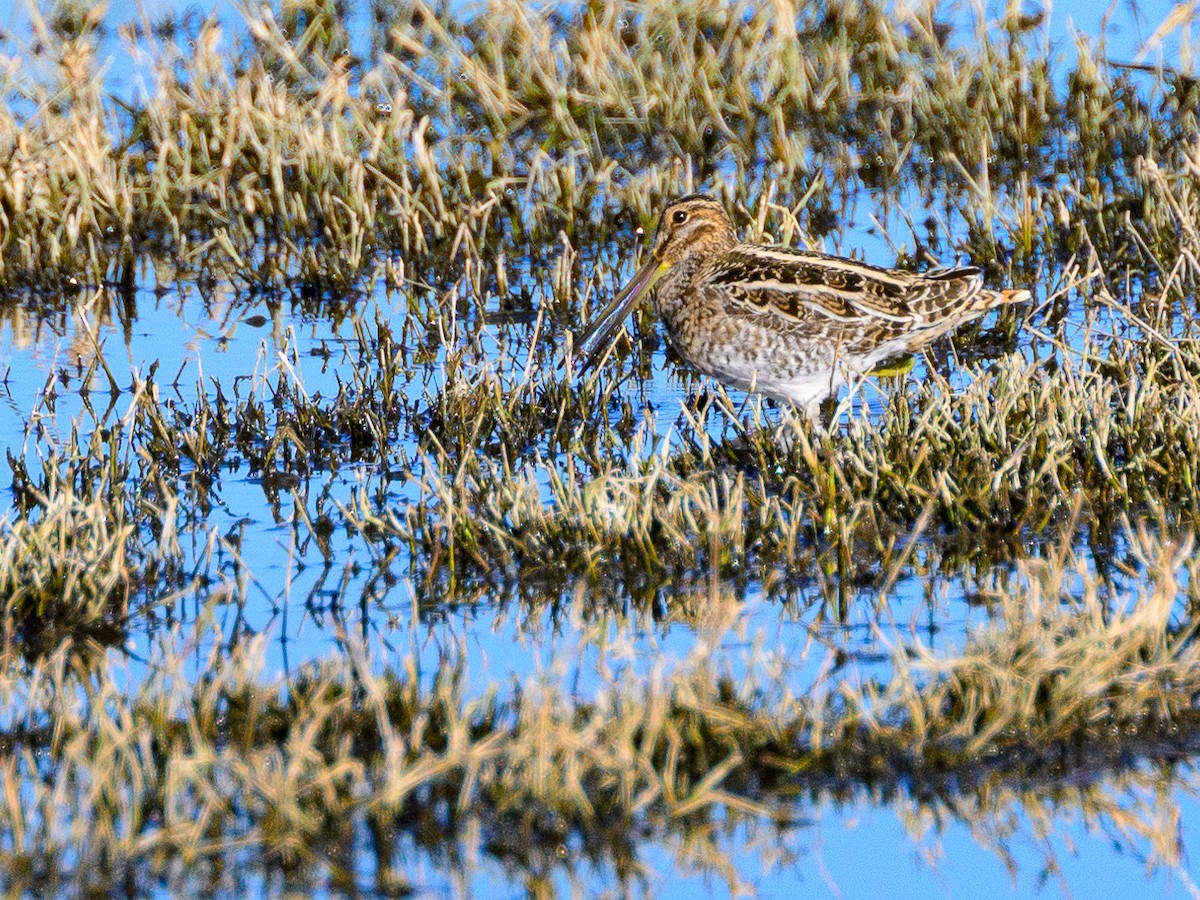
(970, 286, 1030, 312)
(996, 288, 1032, 304)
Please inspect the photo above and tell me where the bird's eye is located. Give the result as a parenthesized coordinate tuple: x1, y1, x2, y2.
(672, 210, 688, 225)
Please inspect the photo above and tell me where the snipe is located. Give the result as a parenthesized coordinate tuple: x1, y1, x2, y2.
(576, 195, 1029, 411)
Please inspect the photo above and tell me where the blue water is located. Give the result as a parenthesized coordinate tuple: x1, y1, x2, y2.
(2, 0, 1198, 896)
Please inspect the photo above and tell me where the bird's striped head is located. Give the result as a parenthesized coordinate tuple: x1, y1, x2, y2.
(651, 195, 737, 267)
(574, 195, 736, 372)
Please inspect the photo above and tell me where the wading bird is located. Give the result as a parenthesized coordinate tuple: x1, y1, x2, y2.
(576, 195, 1029, 412)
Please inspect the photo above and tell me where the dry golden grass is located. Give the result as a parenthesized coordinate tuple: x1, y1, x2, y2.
(2, 0, 1200, 894)
(0, 525, 1193, 894)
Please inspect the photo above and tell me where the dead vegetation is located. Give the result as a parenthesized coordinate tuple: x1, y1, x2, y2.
(1, 0, 1200, 894)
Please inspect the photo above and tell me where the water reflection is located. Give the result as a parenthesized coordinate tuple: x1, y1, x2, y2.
(2, 0, 1200, 895)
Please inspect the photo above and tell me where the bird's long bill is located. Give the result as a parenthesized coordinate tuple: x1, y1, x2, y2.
(575, 257, 668, 372)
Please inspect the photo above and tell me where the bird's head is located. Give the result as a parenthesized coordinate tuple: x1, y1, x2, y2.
(575, 195, 735, 371)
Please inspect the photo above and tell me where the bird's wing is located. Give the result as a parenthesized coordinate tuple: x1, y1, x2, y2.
(709, 246, 983, 324)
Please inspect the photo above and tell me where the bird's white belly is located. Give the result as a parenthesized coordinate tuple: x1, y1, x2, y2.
(705, 340, 916, 412)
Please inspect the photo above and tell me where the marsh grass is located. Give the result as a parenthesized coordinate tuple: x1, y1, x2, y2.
(0, 526, 1196, 895)
(0, 477, 133, 656)
(7, 287, 1200, 889)
(2, 0, 1197, 297)
(0, 376, 215, 662)
(4, 0, 1200, 893)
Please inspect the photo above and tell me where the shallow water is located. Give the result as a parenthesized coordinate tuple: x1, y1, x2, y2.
(3, 0, 1200, 896)
(0, 250, 1183, 898)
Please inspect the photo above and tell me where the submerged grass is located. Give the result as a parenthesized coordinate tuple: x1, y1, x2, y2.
(3, 0, 1200, 894)
(7, 299, 1200, 890)
(0, 371, 212, 660)
(352, 310, 1200, 609)
(0, 478, 133, 656)
(0, 525, 1196, 895)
